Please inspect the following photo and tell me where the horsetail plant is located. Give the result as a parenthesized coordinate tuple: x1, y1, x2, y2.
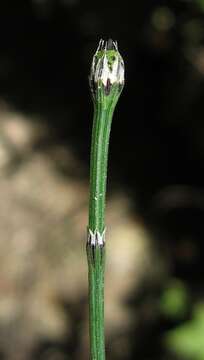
(87, 39, 125, 360)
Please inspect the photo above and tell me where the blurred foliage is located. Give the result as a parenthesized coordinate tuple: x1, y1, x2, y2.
(165, 303, 204, 360)
(196, 0, 204, 12)
(160, 279, 189, 319)
(151, 7, 175, 32)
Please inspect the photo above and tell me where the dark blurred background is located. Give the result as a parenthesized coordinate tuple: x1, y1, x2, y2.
(0, 0, 204, 359)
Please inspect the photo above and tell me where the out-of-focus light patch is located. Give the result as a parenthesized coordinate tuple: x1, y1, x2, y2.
(183, 19, 204, 45)
(195, 0, 204, 12)
(180, 0, 204, 12)
(105, 194, 162, 333)
(188, 47, 204, 75)
(160, 279, 189, 319)
(151, 7, 175, 32)
(165, 303, 204, 360)
(152, 185, 204, 211)
(1, 117, 33, 149)
(0, 297, 19, 324)
(0, 140, 10, 169)
(0, 108, 45, 151)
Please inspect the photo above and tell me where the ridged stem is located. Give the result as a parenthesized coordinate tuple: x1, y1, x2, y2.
(87, 38, 124, 360)
(87, 240, 105, 360)
(89, 103, 113, 233)
(87, 100, 115, 360)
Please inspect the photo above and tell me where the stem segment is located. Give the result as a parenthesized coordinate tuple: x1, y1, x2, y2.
(87, 39, 124, 360)
(87, 104, 114, 360)
(87, 235, 105, 360)
(89, 106, 113, 233)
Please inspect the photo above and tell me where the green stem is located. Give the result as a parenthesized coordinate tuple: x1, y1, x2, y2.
(87, 240, 105, 360)
(89, 104, 113, 233)
(87, 38, 124, 360)
(87, 102, 115, 360)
